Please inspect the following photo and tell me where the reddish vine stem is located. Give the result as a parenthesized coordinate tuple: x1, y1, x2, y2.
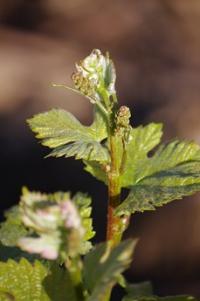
(103, 134, 122, 301)
(106, 135, 123, 246)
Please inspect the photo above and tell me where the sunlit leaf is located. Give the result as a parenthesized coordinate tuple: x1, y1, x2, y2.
(116, 141, 200, 215)
(28, 107, 109, 162)
(84, 123, 162, 186)
(121, 123, 163, 187)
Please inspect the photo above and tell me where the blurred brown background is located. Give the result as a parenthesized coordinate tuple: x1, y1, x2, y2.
(1, 0, 200, 299)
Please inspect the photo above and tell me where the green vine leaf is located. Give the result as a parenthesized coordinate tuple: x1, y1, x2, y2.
(84, 123, 163, 186)
(134, 140, 200, 182)
(27, 107, 108, 162)
(0, 259, 77, 301)
(83, 239, 137, 301)
(120, 123, 163, 187)
(116, 140, 200, 215)
(0, 258, 49, 301)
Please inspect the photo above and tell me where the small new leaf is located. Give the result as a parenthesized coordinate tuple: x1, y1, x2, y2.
(83, 239, 137, 301)
(28, 107, 108, 162)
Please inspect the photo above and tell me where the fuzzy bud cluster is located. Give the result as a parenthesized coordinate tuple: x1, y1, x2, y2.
(115, 106, 131, 143)
(18, 190, 84, 260)
(116, 106, 131, 128)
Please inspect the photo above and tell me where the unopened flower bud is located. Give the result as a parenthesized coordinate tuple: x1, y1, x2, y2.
(116, 106, 131, 128)
(72, 49, 116, 104)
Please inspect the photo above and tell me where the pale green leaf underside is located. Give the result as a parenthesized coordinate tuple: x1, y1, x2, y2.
(28, 108, 108, 162)
(83, 240, 137, 301)
(0, 258, 49, 301)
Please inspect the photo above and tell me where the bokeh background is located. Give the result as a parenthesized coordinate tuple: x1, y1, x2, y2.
(1, 0, 200, 299)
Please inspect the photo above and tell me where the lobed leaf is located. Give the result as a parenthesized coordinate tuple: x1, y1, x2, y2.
(28, 108, 109, 163)
(116, 140, 200, 215)
(134, 140, 200, 183)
